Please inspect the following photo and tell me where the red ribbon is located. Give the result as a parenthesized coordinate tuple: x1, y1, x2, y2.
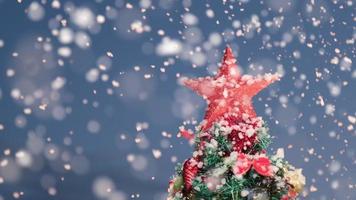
(233, 153, 273, 177)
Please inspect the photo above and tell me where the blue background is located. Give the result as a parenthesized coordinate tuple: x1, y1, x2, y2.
(0, 0, 355, 199)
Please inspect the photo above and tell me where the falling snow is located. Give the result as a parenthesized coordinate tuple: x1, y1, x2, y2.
(0, 0, 355, 200)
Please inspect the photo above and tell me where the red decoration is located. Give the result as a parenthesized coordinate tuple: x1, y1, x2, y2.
(182, 158, 199, 193)
(281, 190, 298, 200)
(179, 128, 194, 141)
(232, 153, 252, 176)
(183, 47, 280, 131)
(253, 156, 273, 177)
(232, 153, 273, 177)
(226, 115, 261, 152)
(280, 195, 289, 200)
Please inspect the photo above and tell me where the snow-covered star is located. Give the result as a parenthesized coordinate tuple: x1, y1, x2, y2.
(183, 47, 280, 131)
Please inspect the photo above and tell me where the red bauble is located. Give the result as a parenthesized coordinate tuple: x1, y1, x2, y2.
(253, 156, 273, 177)
(182, 158, 199, 193)
(280, 195, 289, 200)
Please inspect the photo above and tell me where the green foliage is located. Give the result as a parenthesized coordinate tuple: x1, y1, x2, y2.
(189, 170, 288, 200)
(218, 176, 247, 200)
(169, 120, 299, 200)
(250, 124, 272, 153)
(173, 176, 184, 191)
(192, 178, 215, 199)
(200, 124, 232, 170)
(203, 147, 223, 169)
(175, 163, 183, 176)
(216, 134, 232, 152)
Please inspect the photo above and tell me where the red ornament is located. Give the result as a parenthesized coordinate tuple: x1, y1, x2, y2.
(179, 128, 194, 141)
(253, 156, 273, 177)
(232, 153, 252, 176)
(182, 158, 199, 193)
(183, 47, 280, 131)
(232, 154, 273, 177)
(281, 190, 298, 200)
(280, 195, 289, 200)
(226, 115, 261, 152)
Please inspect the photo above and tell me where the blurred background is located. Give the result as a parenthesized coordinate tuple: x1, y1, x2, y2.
(0, 0, 355, 199)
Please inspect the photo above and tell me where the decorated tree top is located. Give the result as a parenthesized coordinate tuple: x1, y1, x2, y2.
(183, 47, 280, 131)
(168, 47, 305, 200)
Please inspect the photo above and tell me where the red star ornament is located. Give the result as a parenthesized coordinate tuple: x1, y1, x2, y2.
(183, 47, 280, 131)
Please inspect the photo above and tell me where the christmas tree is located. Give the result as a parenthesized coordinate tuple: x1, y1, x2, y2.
(168, 47, 305, 200)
